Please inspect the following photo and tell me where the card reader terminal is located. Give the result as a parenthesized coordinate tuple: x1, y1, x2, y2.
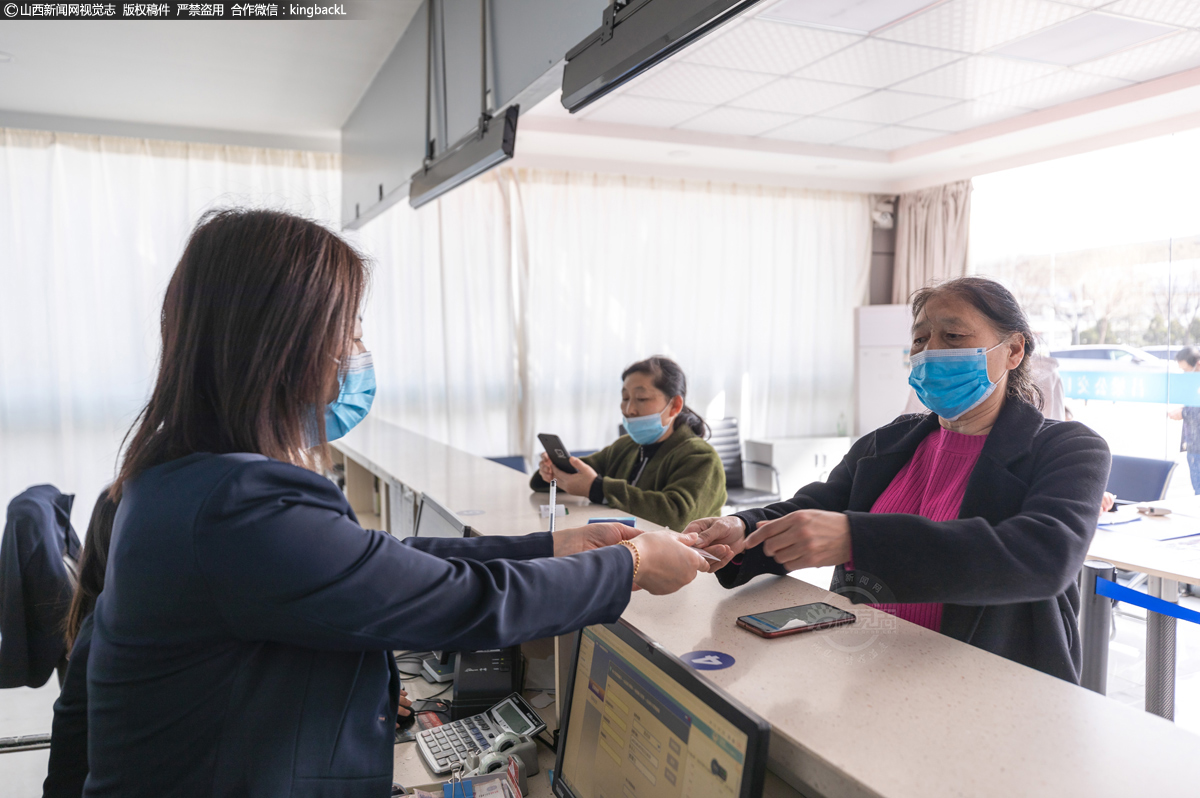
(415, 693, 545, 775)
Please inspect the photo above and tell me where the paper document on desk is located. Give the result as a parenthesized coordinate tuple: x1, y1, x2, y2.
(1110, 519, 1200, 542)
(1098, 506, 1143, 528)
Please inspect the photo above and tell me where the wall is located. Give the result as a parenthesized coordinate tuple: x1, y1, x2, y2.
(341, 0, 607, 230)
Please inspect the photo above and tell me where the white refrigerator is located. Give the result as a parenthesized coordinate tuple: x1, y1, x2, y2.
(856, 305, 913, 436)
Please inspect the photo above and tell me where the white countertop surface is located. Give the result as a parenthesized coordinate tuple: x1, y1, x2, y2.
(340, 418, 1200, 797)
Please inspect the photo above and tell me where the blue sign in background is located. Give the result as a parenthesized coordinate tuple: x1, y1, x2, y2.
(1060, 371, 1200, 405)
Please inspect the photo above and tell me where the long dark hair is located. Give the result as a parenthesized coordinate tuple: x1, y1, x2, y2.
(64, 489, 118, 651)
(621, 356, 709, 438)
(911, 276, 1044, 409)
(112, 209, 368, 499)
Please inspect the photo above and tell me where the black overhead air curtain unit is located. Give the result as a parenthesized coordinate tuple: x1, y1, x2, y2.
(409, 105, 518, 209)
(409, 0, 517, 209)
(561, 0, 766, 113)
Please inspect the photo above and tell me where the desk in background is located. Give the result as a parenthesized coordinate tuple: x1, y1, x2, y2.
(1087, 504, 1200, 720)
(337, 418, 1200, 797)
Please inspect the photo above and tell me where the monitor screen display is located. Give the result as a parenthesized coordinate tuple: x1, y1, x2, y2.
(558, 625, 756, 798)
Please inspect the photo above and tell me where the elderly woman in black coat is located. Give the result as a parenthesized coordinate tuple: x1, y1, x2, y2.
(690, 277, 1110, 683)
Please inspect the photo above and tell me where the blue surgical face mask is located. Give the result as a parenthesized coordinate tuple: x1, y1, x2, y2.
(908, 342, 1006, 422)
(325, 351, 375, 441)
(623, 406, 671, 445)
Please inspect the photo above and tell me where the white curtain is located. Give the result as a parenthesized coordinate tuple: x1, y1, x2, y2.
(892, 179, 972, 304)
(0, 128, 340, 528)
(354, 168, 873, 464)
(0, 131, 871, 518)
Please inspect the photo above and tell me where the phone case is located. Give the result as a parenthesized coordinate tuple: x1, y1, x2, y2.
(538, 434, 578, 474)
(736, 613, 855, 639)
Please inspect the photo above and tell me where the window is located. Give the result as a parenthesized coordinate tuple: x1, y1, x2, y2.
(972, 129, 1200, 501)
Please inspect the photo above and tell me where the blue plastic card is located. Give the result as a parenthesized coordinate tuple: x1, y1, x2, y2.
(587, 517, 636, 527)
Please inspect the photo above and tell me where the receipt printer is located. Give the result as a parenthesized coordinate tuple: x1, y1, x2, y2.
(450, 647, 524, 720)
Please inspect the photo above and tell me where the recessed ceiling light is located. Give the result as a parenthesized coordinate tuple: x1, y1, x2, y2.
(759, 0, 934, 34)
(0, 52, 14, 64)
(667, 149, 691, 159)
(994, 13, 1175, 67)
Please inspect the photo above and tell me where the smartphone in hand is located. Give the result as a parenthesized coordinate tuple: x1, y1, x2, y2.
(538, 433, 578, 474)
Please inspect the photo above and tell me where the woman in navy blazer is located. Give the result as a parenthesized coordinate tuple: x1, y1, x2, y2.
(84, 209, 709, 798)
(690, 277, 1111, 683)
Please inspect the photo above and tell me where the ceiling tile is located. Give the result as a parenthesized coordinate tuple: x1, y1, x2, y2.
(877, 0, 1084, 54)
(891, 55, 1061, 98)
(683, 18, 863, 75)
(1075, 29, 1200, 80)
(903, 99, 1030, 131)
(841, 125, 945, 149)
(756, 0, 937, 34)
(822, 89, 959, 124)
(993, 12, 1176, 65)
(580, 95, 709, 128)
(729, 77, 873, 115)
(760, 116, 880, 144)
(675, 107, 799, 136)
(1106, 0, 1200, 29)
(982, 69, 1134, 108)
(794, 38, 963, 88)
(622, 63, 778, 105)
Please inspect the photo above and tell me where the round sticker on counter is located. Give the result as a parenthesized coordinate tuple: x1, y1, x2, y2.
(682, 651, 735, 670)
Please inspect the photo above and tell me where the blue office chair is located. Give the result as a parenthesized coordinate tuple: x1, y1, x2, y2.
(488, 450, 600, 475)
(1105, 454, 1176, 504)
(486, 456, 527, 474)
(1102, 455, 1178, 625)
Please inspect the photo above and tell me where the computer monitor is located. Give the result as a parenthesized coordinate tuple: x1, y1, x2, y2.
(555, 621, 769, 798)
(413, 494, 471, 539)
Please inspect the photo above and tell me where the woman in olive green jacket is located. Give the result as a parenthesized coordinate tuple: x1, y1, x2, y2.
(531, 356, 727, 531)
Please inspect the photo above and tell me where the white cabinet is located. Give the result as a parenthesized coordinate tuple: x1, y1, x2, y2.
(856, 305, 912, 436)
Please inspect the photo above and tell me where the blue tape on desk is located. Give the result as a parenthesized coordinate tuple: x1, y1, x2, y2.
(1095, 577, 1200, 625)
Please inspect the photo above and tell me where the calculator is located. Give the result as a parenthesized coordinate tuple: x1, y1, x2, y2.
(416, 693, 545, 775)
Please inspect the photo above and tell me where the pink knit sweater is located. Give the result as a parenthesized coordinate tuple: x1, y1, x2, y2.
(855, 427, 988, 631)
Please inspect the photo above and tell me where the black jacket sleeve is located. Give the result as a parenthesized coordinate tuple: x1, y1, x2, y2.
(196, 460, 633, 653)
(849, 423, 1109, 605)
(43, 614, 93, 798)
(716, 433, 872, 588)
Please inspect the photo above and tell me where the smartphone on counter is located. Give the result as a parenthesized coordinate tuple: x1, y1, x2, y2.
(538, 433, 578, 474)
(737, 602, 856, 639)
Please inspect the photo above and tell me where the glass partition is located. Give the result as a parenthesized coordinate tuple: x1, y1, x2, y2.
(972, 131, 1200, 504)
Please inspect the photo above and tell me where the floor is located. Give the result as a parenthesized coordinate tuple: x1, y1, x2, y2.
(1105, 592, 1200, 724)
(0, 680, 55, 796)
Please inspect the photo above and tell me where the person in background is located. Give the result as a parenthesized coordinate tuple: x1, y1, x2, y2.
(1167, 346, 1200, 494)
(689, 276, 1111, 684)
(85, 210, 709, 797)
(531, 356, 726, 531)
(43, 489, 117, 798)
